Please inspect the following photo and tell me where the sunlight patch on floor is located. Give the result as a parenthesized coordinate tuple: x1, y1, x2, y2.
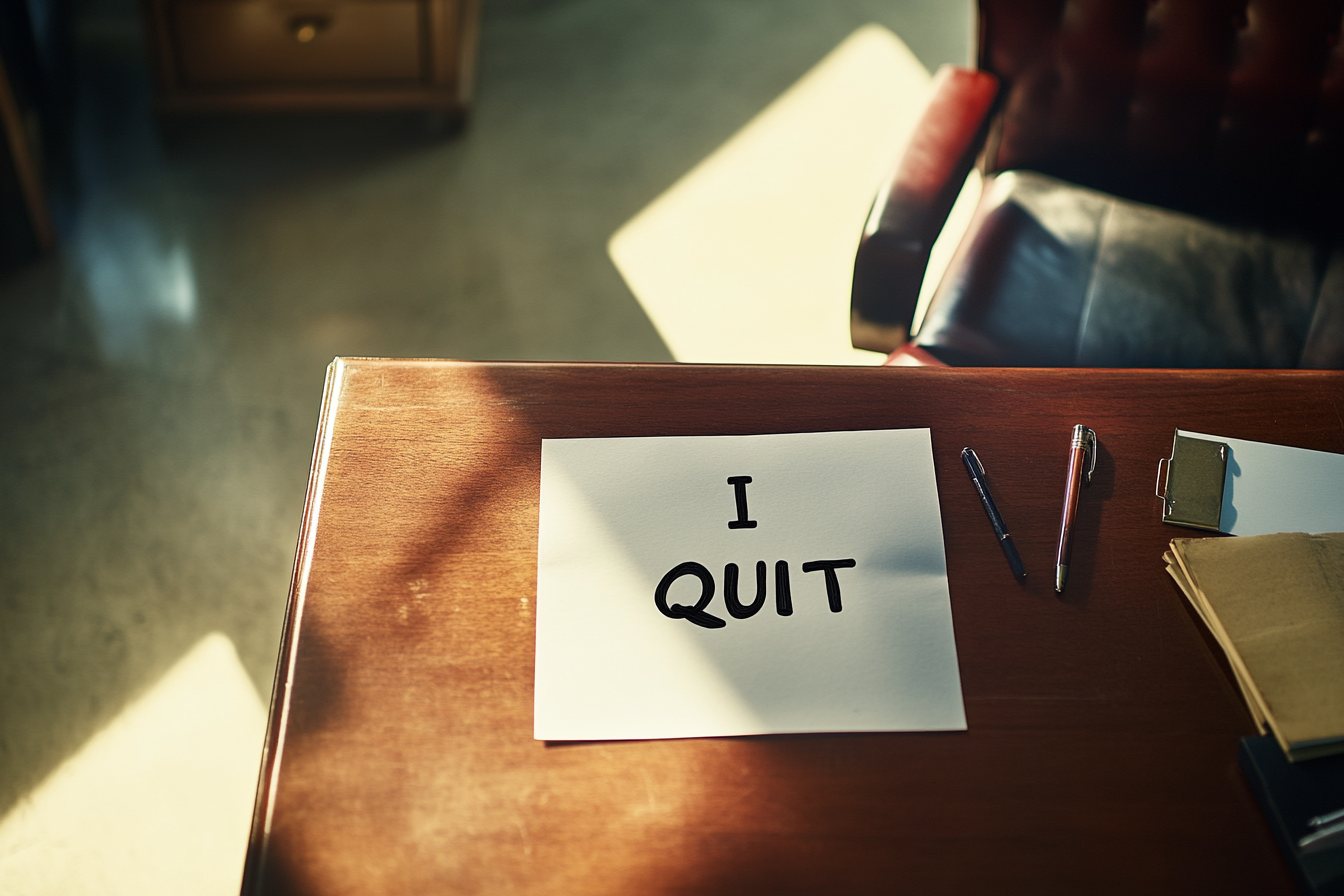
(610, 24, 950, 366)
(0, 633, 267, 896)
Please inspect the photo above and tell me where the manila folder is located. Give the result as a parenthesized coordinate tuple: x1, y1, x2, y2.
(1170, 532, 1344, 761)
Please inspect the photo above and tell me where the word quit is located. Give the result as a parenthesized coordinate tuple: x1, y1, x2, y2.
(655, 475, 856, 629)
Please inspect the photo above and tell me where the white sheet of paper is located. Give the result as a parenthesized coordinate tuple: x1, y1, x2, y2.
(1180, 430, 1344, 536)
(534, 429, 965, 741)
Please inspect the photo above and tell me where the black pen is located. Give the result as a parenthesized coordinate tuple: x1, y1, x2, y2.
(961, 447, 1026, 580)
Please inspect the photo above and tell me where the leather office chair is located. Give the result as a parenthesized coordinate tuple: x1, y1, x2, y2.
(852, 0, 1344, 368)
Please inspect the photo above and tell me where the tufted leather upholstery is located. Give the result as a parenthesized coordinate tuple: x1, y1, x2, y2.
(853, 0, 1344, 368)
(982, 0, 1344, 235)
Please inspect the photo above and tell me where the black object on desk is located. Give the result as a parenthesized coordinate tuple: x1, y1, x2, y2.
(961, 447, 1026, 580)
(1239, 734, 1344, 896)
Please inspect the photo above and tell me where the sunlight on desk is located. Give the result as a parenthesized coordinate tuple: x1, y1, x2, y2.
(0, 634, 266, 896)
(609, 24, 977, 366)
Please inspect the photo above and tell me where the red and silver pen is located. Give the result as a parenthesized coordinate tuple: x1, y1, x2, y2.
(1055, 424, 1097, 593)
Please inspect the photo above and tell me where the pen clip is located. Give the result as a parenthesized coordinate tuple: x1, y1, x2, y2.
(1078, 426, 1097, 485)
(961, 446, 985, 479)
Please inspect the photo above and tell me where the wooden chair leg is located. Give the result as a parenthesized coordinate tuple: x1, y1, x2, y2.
(0, 52, 54, 254)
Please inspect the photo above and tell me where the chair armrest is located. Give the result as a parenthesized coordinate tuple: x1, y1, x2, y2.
(851, 65, 998, 353)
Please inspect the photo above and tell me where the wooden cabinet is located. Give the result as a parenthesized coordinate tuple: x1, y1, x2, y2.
(142, 0, 480, 119)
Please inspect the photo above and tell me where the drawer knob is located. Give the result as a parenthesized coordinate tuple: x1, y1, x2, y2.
(289, 15, 331, 44)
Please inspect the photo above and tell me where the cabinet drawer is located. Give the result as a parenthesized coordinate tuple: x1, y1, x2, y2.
(171, 0, 425, 85)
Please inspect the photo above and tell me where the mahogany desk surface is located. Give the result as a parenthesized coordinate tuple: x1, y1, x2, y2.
(243, 360, 1344, 896)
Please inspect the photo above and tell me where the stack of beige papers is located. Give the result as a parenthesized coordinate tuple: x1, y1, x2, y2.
(1165, 532, 1344, 761)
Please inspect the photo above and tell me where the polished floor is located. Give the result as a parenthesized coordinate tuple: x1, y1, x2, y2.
(0, 0, 967, 889)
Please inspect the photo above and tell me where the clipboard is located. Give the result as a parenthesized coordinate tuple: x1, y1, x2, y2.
(1157, 429, 1344, 536)
(1157, 433, 1228, 531)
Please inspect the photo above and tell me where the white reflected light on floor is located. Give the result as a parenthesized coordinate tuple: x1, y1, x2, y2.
(610, 24, 977, 366)
(0, 634, 267, 896)
(74, 206, 198, 361)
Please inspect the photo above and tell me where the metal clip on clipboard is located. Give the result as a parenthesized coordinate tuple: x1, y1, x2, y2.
(1156, 432, 1229, 532)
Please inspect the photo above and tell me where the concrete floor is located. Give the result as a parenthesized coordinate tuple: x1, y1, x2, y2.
(0, 0, 968, 887)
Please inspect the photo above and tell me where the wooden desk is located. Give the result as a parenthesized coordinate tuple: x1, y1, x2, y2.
(243, 360, 1344, 895)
